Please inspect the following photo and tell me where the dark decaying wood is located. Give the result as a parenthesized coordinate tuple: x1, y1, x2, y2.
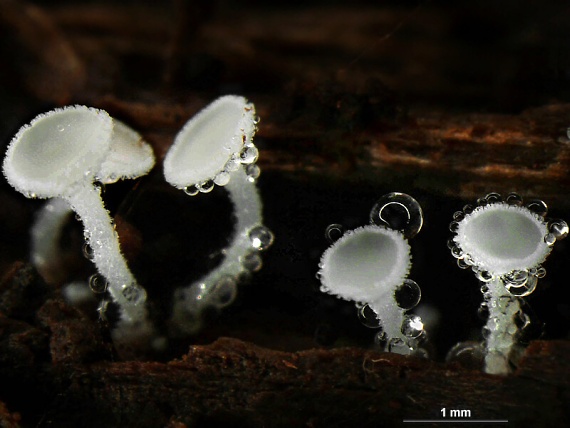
(0, 1, 569, 427)
(0, 262, 569, 427)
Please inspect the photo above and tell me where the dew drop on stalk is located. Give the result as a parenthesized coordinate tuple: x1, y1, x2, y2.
(249, 225, 274, 251)
(89, 273, 108, 294)
(357, 304, 383, 328)
(394, 279, 421, 310)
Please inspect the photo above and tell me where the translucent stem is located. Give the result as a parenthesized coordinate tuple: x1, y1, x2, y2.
(30, 197, 72, 283)
(483, 277, 521, 375)
(171, 166, 263, 333)
(369, 297, 410, 355)
(65, 183, 147, 324)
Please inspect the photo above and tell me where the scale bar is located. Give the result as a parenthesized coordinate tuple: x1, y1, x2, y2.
(403, 420, 509, 424)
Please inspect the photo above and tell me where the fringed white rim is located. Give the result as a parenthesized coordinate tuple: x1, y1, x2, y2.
(3, 105, 113, 199)
(318, 225, 411, 303)
(454, 203, 551, 275)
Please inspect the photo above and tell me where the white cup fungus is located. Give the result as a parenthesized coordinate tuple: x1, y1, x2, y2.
(318, 193, 427, 355)
(3, 106, 154, 335)
(448, 192, 567, 374)
(163, 95, 273, 334)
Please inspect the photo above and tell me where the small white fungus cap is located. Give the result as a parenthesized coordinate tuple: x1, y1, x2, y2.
(3, 106, 113, 198)
(319, 225, 411, 303)
(163, 95, 256, 189)
(454, 203, 551, 275)
(97, 120, 155, 183)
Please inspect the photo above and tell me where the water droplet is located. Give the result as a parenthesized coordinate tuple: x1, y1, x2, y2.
(241, 252, 262, 272)
(245, 164, 260, 181)
(452, 211, 465, 221)
(369, 193, 423, 238)
(482, 326, 492, 339)
(225, 155, 240, 172)
(89, 274, 108, 294)
(446, 238, 456, 249)
(395, 279, 421, 310)
(449, 221, 459, 233)
(477, 303, 489, 320)
(476, 197, 488, 207)
(515, 307, 544, 344)
(240, 145, 259, 164)
(536, 267, 546, 278)
(210, 276, 238, 308)
(475, 269, 493, 282)
(401, 315, 424, 338)
(357, 304, 383, 328)
(505, 193, 523, 206)
(374, 331, 388, 348)
(514, 310, 531, 330)
(485, 192, 502, 203)
(549, 220, 568, 240)
(462, 204, 474, 214)
(249, 225, 274, 251)
(57, 124, 65, 132)
(505, 275, 537, 297)
(253, 115, 261, 125)
(325, 224, 345, 243)
(445, 341, 484, 369)
(387, 337, 409, 354)
(503, 270, 528, 287)
(544, 233, 556, 246)
(184, 185, 199, 196)
(82, 243, 94, 260)
(450, 245, 463, 258)
(214, 171, 231, 186)
(122, 284, 145, 305)
(198, 180, 214, 193)
(457, 258, 470, 269)
(75, 213, 82, 221)
(526, 199, 548, 217)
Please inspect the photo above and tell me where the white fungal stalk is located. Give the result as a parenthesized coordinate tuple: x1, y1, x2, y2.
(30, 197, 72, 283)
(482, 278, 521, 374)
(3, 106, 154, 334)
(449, 192, 567, 374)
(163, 95, 273, 334)
(67, 182, 147, 320)
(318, 193, 426, 355)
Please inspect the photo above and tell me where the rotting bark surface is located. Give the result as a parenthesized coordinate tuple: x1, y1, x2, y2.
(1, 262, 569, 427)
(0, 1, 569, 427)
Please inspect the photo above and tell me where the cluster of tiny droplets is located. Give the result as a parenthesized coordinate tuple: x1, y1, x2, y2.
(368, 280, 426, 355)
(448, 192, 568, 373)
(190, 224, 274, 309)
(183, 116, 261, 196)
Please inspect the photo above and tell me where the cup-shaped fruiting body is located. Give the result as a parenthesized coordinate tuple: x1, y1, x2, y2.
(448, 192, 567, 374)
(30, 119, 155, 285)
(318, 193, 426, 355)
(163, 95, 273, 334)
(3, 106, 153, 331)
